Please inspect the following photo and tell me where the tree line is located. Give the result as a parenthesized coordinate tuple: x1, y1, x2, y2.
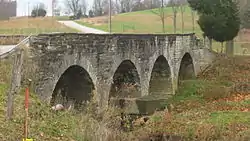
(64, 0, 188, 18)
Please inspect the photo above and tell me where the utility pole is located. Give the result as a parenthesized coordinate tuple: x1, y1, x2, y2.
(27, 2, 30, 17)
(52, 0, 53, 17)
(109, 0, 112, 33)
(52, 0, 54, 28)
(27, 2, 30, 33)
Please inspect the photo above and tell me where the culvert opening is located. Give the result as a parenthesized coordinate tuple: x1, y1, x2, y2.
(149, 55, 172, 95)
(178, 53, 195, 86)
(50, 65, 95, 111)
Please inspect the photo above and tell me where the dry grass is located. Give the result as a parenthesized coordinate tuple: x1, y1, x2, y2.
(0, 55, 131, 141)
(0, 51, 250, 140)
(0, 56, 13, 83)
(0, 17, 77, 35)
(0, 35, 26, 45)
(126, 56, 250, 140)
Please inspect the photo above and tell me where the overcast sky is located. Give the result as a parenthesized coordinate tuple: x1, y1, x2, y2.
(16, 0, 94, 16)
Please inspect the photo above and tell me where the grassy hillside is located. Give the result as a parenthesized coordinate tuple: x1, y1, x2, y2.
(77, 6, 200, 35)
(76, 6, 250, 55)
(0, 17, 78, 35)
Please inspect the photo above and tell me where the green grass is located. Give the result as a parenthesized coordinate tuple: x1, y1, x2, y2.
(208, 111, 250, 125)
(54, 16, 71, 21)
(76, 6, 250, 55)
(170, 80, 234, 103)
(76, 6, 200, 34)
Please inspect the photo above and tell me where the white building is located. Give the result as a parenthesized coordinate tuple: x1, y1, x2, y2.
(16, 0, 55, 16)
(16, 0, 94, 17)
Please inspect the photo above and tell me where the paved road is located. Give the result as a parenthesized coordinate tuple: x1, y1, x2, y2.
(58, 21, 108, 34)
(0, 45, 16, 56)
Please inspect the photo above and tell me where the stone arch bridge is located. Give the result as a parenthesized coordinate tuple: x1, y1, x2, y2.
(20, 33, 215, 114)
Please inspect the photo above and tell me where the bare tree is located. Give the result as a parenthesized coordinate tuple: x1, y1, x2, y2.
(191, 10, 195, 32)
(93, 0, 103, 16)
(150, 0, 169, 33)
(168, 0, 180, 33)
(81, 0, 87, 15)
(114, 0, 121, 13)
(144, 0, 161, 9)
(151, 0, 166, 32)
(102, 0, 116, 15)
(180, 2, 186, 33)
(64, 0, 81, 16)
(119, 0, 136, 12)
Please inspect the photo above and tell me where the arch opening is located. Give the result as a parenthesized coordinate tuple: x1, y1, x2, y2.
(149, 55, 172, 95)
(109, 60, 141, 131)
(178, 53, 195, 85)
(109, 60, 141, 101)
(50, 65, 95, 110)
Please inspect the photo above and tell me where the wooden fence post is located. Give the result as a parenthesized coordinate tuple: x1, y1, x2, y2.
(6, 49, 24, 120)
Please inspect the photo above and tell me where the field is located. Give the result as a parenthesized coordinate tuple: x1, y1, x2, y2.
(76, 6, 250, 55)
(77, 6, 198, 34)
(0, 17, 78, 35)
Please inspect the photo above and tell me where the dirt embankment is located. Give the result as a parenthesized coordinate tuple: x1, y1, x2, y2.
(198, 56, 250, 82)
(198, 56, 250, 98)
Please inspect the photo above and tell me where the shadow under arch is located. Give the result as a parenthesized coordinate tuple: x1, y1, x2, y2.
(50, 65, 95, 110)
(178, 52, 195, 85)
(109, 60, 141, 107)
(149, 55, 172, 95)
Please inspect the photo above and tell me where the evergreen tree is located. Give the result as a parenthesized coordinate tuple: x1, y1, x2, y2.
(188, 0, 240, 54)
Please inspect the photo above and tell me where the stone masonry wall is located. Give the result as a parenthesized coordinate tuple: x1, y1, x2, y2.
(26, 33, 216, 109)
